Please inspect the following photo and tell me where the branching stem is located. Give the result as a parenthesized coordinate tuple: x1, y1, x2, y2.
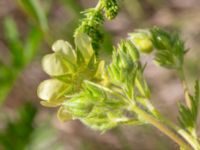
(130, 104, 192, 150)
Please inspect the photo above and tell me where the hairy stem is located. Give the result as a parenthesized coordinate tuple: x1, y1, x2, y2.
(157, 112, 200, 150)
(178, 67, 191, 108)
(130, 104, 192, 150)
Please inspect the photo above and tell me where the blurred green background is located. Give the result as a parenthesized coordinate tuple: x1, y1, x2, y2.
(0, 0, 200, 149)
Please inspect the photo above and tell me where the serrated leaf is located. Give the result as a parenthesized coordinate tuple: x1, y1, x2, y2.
(178, 81, 200, 135)
(150, 27, 186, 69)
(94, 60, 105, 79)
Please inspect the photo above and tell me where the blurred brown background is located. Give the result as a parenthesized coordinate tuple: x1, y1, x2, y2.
(0, 0, 200, 150)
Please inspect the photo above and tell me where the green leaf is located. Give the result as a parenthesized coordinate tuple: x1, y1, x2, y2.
(94, 60, 105, 79)
(18, 0, 48, 31)
(24, 26, 43, 63)
(0, 103, 37, 150)
(3, 16, 24, 69)
(150, 27, 186, 69)
(178, 81, 200, 135)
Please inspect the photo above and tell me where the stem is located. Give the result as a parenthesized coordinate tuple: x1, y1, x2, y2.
(130, 104, 192, 150)
(178, 67, 191, 108)
(158, 113, 200, 150)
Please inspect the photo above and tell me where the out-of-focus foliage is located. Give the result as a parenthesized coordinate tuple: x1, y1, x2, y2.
(0, 103, 64, 150)
(0, 103, 37, 150)
(17, 0, 48, 31)
(0, 0, 45, 103)
(0, 0, 200, 149)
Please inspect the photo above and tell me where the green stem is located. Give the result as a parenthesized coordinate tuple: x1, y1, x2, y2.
(130, 104, 192, 150)
(178, 67, 191, 108)
(161, 117, 200, 150)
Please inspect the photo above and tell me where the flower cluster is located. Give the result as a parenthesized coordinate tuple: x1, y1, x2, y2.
(37, 33, 105, 107)
(37, 33, 132, 131)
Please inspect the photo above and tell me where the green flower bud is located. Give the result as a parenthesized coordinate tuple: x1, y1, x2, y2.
(150, 27, 171, 50)
(129, 32, 153, 54)
(83, 80, 106, 99)
(83, 116, 117, 131)
(57, 106, 72, 122)
(64, 95, 94, 118)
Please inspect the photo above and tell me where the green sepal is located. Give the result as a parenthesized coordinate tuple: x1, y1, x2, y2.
(57, 106, 72, 122)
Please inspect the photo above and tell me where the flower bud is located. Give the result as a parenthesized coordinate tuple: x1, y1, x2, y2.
(129, 32, 153, 54)
(124, 40, 140, 61)
(64, 96, 93, 118)
(57, 106, 72, 122)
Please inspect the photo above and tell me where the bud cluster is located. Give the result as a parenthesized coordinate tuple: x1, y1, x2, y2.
(129, 31, 153, 54)
(108, 40, 141, 99)
(102, 0, 119, 20)
(150, 27, 186, 69)
(59, 81, 127, 131)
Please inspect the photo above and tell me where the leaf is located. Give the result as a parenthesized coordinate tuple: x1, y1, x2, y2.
(94, 60, 105, 79)
(24, 26, 43, 63)
(150, 27, 186, 69)
(3, 16, 24, 69)
(178, 81, 200, 135)
(17, 0, 48, 31)
(0, 103, 37, 150)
